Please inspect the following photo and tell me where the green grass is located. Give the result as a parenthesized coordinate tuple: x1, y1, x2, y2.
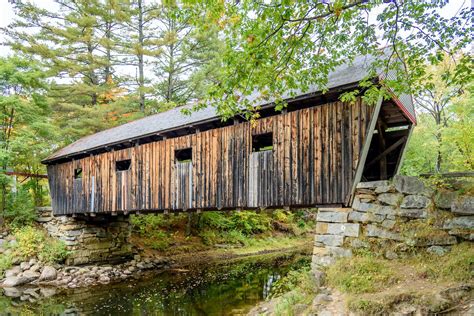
(326, 255, 397, 294)
(411, 242, 474, 282)
(272, 267, 318, 316)
(347, 298, 385, 315)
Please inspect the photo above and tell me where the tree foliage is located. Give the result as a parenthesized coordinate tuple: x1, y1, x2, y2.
(189, 0, 472, 119)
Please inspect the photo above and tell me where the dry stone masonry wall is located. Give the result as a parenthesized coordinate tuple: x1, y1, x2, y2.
(36, 208, 132, 265)
(312, 175, 473, 274)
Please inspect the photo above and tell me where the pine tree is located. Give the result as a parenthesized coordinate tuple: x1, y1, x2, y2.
(152, 3, 222, 106)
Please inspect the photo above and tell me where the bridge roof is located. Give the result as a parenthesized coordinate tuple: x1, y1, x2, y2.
(43, 54, 415, 164)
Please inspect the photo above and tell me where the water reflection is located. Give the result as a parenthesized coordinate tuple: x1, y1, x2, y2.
(0, 253, 310, 315)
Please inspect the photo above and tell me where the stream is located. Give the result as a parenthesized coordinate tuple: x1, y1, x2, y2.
(0, 251, 310, 315)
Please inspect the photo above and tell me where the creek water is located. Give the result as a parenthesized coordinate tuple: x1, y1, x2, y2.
(0, 251, 310, 315)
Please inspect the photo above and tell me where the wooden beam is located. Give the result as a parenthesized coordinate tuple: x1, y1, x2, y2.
(348, 95, 384, 205)
(395, 125, 413, 175)
(365, 136, 408, 169)
(377, 120, 387, 180)
(3, 171, 48, 179)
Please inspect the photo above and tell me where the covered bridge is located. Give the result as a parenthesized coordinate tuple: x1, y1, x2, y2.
(43, 55, 416, 216)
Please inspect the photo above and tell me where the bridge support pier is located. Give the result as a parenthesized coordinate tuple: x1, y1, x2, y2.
(36, 208, 132, 265)
(311, 175, 474, 284)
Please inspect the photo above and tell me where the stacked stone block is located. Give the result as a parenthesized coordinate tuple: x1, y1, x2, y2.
(312, 175, 473, 274)
(36, 208, 132, 265)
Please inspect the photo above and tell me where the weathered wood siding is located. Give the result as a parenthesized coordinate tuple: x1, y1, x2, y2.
(47, 99, 374, 215)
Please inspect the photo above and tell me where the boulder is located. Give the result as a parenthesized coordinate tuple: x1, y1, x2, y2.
(316, 210, 348, 223)
(29, 264, 41, 273)
(39, 266, 58, 281)
(357, 180, 391, 189)
(427, 245, 449, 256)
(3, 287, 22, 298)
(352, 198, 374, 212)
(434, 191, 457, 209)
(365, 224, 404, 241)
(371, 205, 397, 216)
(5, 266, 21, 278)
(393, 175, 426, 195)
(451, 196, 474, 215)
(378, 193, 403, 206)
(374, 184, 396, 194)
(20, 262, 31, 271)
(397, 208, 427, 219)
(349, 211, 385, 223)
(401, 195, 431, 209)
(443, 217, 474, 230)
(385, 250, 398, 260)
(327, 223, 360, 237)
(314, 234, 344, 247)
(327, 246, 352, 258)
(22, 270, 40, 281)
(3, 276, 32, 287)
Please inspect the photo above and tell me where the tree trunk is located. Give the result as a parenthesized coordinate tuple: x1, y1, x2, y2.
(137, 0, 145, 112)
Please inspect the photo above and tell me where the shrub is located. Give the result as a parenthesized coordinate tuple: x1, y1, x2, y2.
(270, 266, 315, 299)
(13, 226, 44, 259)
(199, 230, 218, 246)
(230, 211, 271, 235)
(12, 226, 69, 263)
(0, 254, 12, 278)
(198, 212, 233, 231)
(144, 230, 170, 251)
(327, 256, 397, 294)
(38, 239, 69, 264)
(4, 187, 36, 228)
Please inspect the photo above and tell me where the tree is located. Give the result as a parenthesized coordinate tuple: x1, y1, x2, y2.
(414, 55, 465, 172)
(4, 0, 124, 106)
(192, 1, 472, 119)
(401, 62, 473, 176)
(152, 4, 223, 106)
(0, 57, 54, 222)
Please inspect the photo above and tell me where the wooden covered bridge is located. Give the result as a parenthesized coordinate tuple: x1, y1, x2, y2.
(43, 55, 416, 216)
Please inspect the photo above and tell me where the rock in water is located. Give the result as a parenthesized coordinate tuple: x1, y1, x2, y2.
(39, 266, 58, 281)
(3, 276, 31, 287)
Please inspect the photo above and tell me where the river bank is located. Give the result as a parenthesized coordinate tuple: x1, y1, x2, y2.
(0, 242, 312, 315)
(0, 230, 311, 302)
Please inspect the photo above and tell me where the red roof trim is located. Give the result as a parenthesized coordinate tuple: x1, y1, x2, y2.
(387, 88, 417, 125)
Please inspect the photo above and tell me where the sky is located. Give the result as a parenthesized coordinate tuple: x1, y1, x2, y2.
(0, 1, 471, 60)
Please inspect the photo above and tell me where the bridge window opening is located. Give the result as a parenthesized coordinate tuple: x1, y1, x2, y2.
(252, 132, 273, 152)
(175, 148, 192, 163)
(74, 168, 83, 179)
(116, 159, 131, 172)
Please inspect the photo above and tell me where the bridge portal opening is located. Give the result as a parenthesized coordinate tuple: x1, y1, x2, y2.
(362, 101, 412, 181)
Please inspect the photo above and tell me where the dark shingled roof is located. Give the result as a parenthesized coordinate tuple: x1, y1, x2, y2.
(44, 54, 415, 163)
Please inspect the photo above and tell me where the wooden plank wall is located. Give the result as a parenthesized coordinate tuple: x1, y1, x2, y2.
(47, 98, 374, 215)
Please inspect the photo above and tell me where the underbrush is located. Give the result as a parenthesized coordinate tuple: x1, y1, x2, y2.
(269, 264, 318, 315)
(130, 209, 315, 251)
(0, 226, 69, 277)
(329, 242, 474, 315)
(327, 255, 397, 294)
(410, 242, 474, 282)
(12, 226, 69, 264)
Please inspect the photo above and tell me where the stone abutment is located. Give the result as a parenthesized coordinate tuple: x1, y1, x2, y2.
(36, 208, 132, 265)
(311, 175, 473, 280)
